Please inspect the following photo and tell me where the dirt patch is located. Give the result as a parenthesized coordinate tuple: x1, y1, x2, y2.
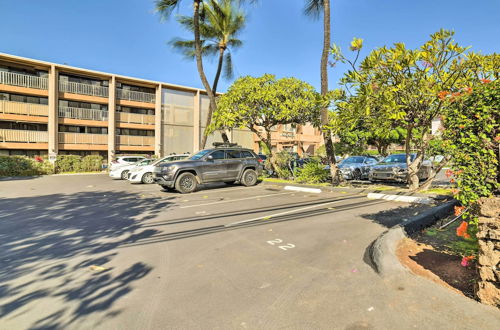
(397, 219, 479, 300)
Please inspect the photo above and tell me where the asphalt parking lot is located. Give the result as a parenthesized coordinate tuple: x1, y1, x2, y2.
(0, 174, 495, 329)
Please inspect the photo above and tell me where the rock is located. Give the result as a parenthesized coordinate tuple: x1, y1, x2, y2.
(477, 281, 500, 307)
(479, 266, 496, 282)
(478, 197, 500, 218)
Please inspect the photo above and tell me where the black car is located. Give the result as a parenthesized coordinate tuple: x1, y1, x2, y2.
(153, 144, 263, 193)
(337, 156, 379, 180)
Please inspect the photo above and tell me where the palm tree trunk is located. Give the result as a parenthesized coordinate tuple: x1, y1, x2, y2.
(193, 1, 229, 149)
(200, 47, 227, 149)
(320, 0, 340, 184)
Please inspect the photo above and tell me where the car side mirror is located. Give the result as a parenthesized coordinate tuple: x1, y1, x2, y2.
(206, 155, 214, 161)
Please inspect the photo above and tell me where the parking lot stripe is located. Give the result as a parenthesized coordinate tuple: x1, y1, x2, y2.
(179, 192, 293, 209)
(224, 199, 345, 227)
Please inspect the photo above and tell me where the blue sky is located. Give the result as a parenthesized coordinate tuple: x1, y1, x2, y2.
(1, 0, 498, 92)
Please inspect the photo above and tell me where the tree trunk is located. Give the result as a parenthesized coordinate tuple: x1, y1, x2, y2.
(405, 125, 420, 190)
(200, 47, 228, 149)
(192, 1, 228, 148)
(320, 0, 339, 185)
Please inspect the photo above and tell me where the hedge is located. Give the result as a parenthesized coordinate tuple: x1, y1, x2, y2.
(0, 155, 104, 177)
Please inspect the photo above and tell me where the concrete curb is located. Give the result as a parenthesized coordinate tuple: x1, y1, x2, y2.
(369, 199, 458, 277)
(284, 185, 322, 194)
(367, 192, 433, 204)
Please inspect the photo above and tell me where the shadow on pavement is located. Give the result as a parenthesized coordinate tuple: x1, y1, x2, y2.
(0, 191, 172, 328)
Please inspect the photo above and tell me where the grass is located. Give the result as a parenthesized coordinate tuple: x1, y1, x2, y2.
(422, 187, 453, 196)
(421, 220, 478, 257)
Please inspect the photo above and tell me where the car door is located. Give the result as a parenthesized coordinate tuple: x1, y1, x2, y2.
(200, 150, 227, 182)
(224, 149, 243, 180)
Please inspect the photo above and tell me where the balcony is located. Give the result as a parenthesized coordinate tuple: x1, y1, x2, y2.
(116, 135, 154, 146)
(58, 132, 107, 145)
(0, 100, 48, 117)
(117, 112, 155, 125)
(116, 88, 155, 103)
(58, 106, 108, 121)
(59, 81, 109, 98)
(0, 129, 48, 143)
(0, 71, 48, 90)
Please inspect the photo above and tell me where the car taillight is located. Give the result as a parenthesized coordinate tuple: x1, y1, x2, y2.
(257, 158, 263, 163)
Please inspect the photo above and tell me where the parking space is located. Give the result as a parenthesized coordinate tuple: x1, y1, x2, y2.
(0, 174, 439, 329)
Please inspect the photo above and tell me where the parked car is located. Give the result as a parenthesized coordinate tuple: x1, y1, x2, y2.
(109, 158, 154, 180)
(369, 153, 433, 182)
(128, 154, 190, 184)
(337, 156, 379, 180)
(153, 144, 263, 193)
(109, 156, 146, 171)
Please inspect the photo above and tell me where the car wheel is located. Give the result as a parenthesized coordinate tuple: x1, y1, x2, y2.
(121, 170, 129, 180)
(175, 172, 198, 194)
(141, 172, 154, 184)
(241, 169, 258, 187)
(353, 169, 362, 180)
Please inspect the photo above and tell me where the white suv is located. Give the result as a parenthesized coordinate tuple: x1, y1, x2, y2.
(128, 154, 189, 184)
(109, 158, 153, 180)
(109, 156, 146, 171)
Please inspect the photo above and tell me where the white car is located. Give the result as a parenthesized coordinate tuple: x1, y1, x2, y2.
(109, 158, 154, 180)
(128, 154, 190, 184)
(109, 156, 146, 171)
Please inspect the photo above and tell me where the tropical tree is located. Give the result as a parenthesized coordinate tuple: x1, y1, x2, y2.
(208, 74, 324, 172)
(303, 0, 341, 184)
(169, 0, 246, 148)
(156, 0, 254, 146)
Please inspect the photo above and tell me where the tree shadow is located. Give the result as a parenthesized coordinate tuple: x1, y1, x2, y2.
(0, 191, 173, 328)
(360, 203, 430, 228)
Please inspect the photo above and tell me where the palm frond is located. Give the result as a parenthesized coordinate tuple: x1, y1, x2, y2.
(303, 0, 323, 19)
(155, 0, 182, 20)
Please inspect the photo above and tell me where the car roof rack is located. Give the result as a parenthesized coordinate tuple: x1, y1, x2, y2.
(212, 142, 241, 148)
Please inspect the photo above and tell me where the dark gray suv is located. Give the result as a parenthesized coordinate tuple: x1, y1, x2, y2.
(153, 145, 263, 193)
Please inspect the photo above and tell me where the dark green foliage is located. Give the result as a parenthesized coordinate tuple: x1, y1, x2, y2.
(295, 158, 329, 184)
(0, 156, 54, 176)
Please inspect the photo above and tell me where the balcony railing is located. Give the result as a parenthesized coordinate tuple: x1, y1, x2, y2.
(0, 100, 48, 117)
(117, 112, 155, 125)
(116, 88, 155, 103)
(58, 106, 108, 121)
(58, 132, 108, 145)
(0, 129, 48, 143)
(116, 135, 154, 146)
(0, 71, 48, 90)
(59, 81, 109, 98)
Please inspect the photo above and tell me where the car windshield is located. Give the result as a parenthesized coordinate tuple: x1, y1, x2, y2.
(382, 154, 414, 163)
(341, 156, 365, 164)
(136, 159, 153, 166)
(189, 149, 211, 160)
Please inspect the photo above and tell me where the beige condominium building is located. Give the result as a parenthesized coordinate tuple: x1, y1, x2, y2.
(0, 53, 322, 161)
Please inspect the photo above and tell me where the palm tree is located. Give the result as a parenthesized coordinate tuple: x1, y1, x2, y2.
(170, 0, 246, 148)
(304, 0, 341, 184)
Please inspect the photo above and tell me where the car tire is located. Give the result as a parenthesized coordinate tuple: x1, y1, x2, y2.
(241, 169, 258, 187)
(141, 172, 154, 184)
(121, 170, 129, 180)
(175, 172, 198, 194)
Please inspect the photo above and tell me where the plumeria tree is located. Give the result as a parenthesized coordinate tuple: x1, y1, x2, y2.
(208, 74, 324, 173)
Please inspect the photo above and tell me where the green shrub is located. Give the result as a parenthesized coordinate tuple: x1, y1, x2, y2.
(80, 155, 104, 172)
(0, 156, 54, 176)
(273, 150, 294, 179)
(55, 155, 82, 173)
(295, 159, 329, 184)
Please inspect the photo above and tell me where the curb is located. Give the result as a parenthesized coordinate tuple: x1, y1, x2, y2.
(367, 192, 433, 204)
(369, 199, 458, 277)
(261, 179, 447, 200)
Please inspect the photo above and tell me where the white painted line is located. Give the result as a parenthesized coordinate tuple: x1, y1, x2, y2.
(284, 185, 321, 194)
(225, 199, 343, 227)
(179, 192, 293, 209)
(367, 193, 433, 204)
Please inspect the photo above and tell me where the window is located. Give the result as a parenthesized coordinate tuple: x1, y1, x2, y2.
(226, 150, 242, 159)
(210, 150, 225, 160)
(241, 151, 254, 158)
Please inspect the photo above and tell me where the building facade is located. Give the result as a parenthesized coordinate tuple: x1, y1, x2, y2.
(0, 53, 322, 161)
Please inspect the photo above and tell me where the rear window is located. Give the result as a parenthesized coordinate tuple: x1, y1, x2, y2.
(241, 151, 255, 158)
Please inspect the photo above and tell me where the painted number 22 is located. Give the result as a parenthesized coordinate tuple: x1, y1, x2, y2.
(267, 239, 295, 251)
